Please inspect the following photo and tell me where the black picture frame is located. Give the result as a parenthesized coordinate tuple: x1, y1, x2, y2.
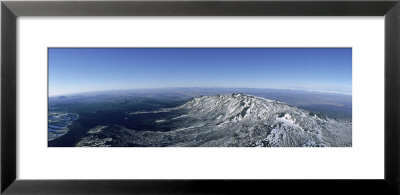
(1, 0, 400, 194)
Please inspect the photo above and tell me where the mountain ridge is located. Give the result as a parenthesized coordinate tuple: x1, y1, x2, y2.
(75, 93, 352, 147)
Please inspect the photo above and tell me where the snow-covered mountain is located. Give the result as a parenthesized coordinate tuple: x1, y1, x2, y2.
(76, 93, 352, 147)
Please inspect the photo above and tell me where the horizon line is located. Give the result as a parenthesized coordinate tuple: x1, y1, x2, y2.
(48, 87, 352, 97)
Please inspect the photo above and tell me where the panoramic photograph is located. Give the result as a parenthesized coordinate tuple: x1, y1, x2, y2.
(48, 48, 352, 147)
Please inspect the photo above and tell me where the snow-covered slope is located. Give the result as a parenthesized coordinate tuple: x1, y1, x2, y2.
(77, 93, 352, 147)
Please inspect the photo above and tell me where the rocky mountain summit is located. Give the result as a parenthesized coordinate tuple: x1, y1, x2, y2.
(76, 93, 351, 147)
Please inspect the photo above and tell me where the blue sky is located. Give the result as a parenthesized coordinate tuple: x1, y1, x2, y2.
(48, 48, 352, 96)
